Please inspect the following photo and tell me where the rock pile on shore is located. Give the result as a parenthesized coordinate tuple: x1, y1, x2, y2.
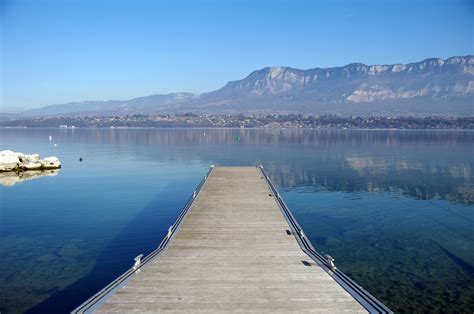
(0, 150, 61, 172)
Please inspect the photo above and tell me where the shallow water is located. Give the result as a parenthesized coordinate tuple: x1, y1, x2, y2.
(0, 128, 473, 312)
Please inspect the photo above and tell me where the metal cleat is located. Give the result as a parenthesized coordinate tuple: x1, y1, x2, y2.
(133, 254, 144, 271)
(325, 254, 336, 271)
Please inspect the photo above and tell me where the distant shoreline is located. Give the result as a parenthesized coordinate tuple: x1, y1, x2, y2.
(1, 114, 473, 130)
(1, 127, 473, 132)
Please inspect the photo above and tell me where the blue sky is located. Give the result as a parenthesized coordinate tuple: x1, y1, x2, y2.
(1, 0, 473, 112)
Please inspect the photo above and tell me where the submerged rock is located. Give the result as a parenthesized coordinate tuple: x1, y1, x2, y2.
(0, 150, 61, 172)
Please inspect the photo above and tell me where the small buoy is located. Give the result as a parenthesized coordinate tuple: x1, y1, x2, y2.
(49, 136, 52, 141)
(54, 143, 57, 147)
(203, 132, 206, 136)
(79, 157, 83, 162)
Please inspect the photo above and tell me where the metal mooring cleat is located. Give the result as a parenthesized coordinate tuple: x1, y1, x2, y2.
(133, 254, 144, 271)
(325, 254, 336, 271)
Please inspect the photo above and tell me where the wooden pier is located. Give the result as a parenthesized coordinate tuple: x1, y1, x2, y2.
(74, 166, 391, 313)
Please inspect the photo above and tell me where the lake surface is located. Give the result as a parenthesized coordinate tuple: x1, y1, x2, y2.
(1, 128, 473, 313)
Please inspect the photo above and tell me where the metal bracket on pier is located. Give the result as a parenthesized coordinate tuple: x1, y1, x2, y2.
(325, 254, 336, 271)
(167, 226, 173, 238)
(300, 229, 305, 239)
(133, 254, 144, 271)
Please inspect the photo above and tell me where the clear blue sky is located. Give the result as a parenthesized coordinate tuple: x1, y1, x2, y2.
(1, 0, 473, 112)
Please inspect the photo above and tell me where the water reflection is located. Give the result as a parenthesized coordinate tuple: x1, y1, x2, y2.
(0, 169, 60, 187)
(0, 128, 473, 312)
(268, 160, 473, 205)
(2, 128, 472, 205)
(2, 127, 472, 146)
(282, 189, 474, 312)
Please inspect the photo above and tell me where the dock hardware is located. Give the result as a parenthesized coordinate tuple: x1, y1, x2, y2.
(72, 167, 214, 313)
(258, 165, 392, 313)
(325, 255, 336, 271)
(132, 254, 143, 271)
(73, 165, 392, 313)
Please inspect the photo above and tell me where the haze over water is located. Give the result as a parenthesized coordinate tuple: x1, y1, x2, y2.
(1, 128, 473, 312)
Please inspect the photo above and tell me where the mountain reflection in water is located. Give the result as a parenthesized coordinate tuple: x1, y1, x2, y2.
(0, 128, 472, 312)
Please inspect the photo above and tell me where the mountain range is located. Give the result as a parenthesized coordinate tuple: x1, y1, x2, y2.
(20, 55, 474, 117)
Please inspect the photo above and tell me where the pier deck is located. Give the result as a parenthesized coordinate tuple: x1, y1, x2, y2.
(88, 167, 373, 312)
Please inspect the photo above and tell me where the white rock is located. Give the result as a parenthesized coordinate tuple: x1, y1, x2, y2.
(22, 161, 43, 170)
(27, 154, 41, 162)
(0, 150, 61, 172)
(0, 155, 20, 171)
(0, 150, 19, 157)
(391, 64, 407, 72)
(42, 157, 61, 169)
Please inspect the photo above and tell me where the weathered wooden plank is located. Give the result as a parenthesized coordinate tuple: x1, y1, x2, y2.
(96, 166, 367, 313)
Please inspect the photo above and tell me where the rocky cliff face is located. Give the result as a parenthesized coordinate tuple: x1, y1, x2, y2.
(225, 56, 473, 99)
(22, 56, 474, 117)
(196, 55, 473, 115)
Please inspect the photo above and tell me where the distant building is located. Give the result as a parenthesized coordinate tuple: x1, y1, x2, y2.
(59, 124, 68, 128)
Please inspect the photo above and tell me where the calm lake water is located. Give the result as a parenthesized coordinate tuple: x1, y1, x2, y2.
(1, 128, 473, 313)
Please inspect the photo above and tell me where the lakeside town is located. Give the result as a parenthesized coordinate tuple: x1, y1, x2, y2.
(1, 114, 473, 129)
